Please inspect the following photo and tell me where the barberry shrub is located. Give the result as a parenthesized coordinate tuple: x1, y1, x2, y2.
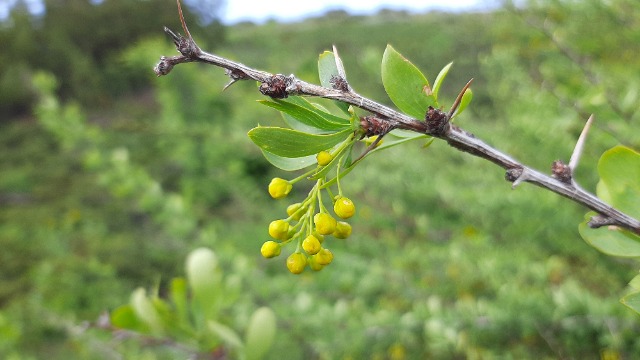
(246, 46, 640, 314)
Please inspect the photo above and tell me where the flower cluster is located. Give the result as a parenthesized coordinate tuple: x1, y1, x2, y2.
(260, 154, 357, 274)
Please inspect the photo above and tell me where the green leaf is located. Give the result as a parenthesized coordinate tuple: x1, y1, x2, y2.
(451, 88, 473, 119)
(208, 321, 243, 350)
(245, 307, 277, 360)
(186, 248, 222, 321)
(286, 96, 350, 125)
(131, 288, 163, 333)
(111, 305, 145, 331)
(170, 277, 189, 323)
(579, 212, 640, 257)
(628, 274, 640, 290)
(318, 51, 339, 89)
(258, 99, 351, 131)
(597, 145, 640, 218)
(318, 51, 351, 114)
(432, 62, 453, 104)
(248, 127, 351, 158)
(579, 146, 640, 257)
(261, 150, 317, 171)
(621, 290, 640, 315)
(381, 45, 435, 119)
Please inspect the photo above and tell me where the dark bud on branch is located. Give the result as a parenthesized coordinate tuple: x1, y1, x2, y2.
(360, 115, 396, 138)
(424, 106, 450, 136)
(551, 160, 572, 184)
(505, 167, 524, 182)
(259, 74, 293, 99)
(329, 75, 349, 92)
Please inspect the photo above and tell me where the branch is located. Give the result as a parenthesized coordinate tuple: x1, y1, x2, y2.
(154, 19, 640, 235)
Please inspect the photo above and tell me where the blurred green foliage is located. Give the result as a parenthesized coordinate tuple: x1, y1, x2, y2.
(0, 0, 639, 359)
(0, 0, 224, 118)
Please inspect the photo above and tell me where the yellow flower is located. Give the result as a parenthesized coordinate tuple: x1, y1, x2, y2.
(268, 177, 292, 199)
(260, 241, 281, 258)
(334, 196, 356, 219)
(286, 253, 307, 274)
(314, 213, 337, 235)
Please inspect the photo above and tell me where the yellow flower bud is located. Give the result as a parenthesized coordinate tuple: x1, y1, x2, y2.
(302, 234, 322, 255)
(268, 178, 292, 199)
(260, 241, 281, 258)
(333, 196, 356, 219)
(268, 219, 290, 240)
(286, 202, 303, 221)
(308, 255, 324, 271)
(286, 253, 307, 274)
(333, 221, 352, 239)
(314, 212, 337, 235)
(316, 151, 333, 166)
(314, 248, 334, 266)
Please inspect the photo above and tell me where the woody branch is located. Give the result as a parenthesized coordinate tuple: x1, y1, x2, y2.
(153, 7, 640, 235)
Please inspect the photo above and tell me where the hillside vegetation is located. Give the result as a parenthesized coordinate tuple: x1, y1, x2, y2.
(1, 0, 639, 358)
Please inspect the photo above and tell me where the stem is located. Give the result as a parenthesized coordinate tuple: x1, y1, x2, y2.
(155, 23, 640, 235)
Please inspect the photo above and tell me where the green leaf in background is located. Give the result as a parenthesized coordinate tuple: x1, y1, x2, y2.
(621, 291, 640, 314)
(621, 275, 640, 314)
(597, 146, 640, 218)
(244, 307, 277, 360)
(381, 45, 435, 119)
(432, 62, 453, 104)
(130, 288, 163, 333)
(111, 305, 145, 332)
(208, 321, 243, 350)
(248, 127, 351, 158)
(170, 277, 189, 323)
(186, 248, 222, 322)
(261, 150, 317, 171)
(579, 146, 640, 257)
(451, 88, 473, 119)
(318, 51, 350, 114)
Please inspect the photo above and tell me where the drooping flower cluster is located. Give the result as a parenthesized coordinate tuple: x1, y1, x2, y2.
(261, 154, 357, 274)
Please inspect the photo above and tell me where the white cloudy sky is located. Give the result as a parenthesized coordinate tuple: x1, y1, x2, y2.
(224, 0, 495, 24)
(1, 0, 495, 23)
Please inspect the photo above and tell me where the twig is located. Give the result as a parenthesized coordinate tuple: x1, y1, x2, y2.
(154, 15, 640, 235)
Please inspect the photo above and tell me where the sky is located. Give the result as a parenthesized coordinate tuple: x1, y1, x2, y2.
(0, 0, 496, 24)
(223, 0, 495, 24)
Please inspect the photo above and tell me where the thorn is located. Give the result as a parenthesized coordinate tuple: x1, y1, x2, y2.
(176, 0, 192, 40)
(163, 26, 181, 44)
(222, 79, 239, 91)
(568, 114, 594, 171)
(448, 78, 474, 118)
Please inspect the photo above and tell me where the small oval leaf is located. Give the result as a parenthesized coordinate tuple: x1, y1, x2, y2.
(597, 145, 640, 218)
(579, 212, 640, 257)
(208, 321, 243, 350)
(381, 45, 435, 119)
(261, 150, 317, 171)
(318, 51, 351, 114)
(259, 100, 348, 131)
(451, 88, 473, 119)
(248, 127, 351, 158)
(432, 62, 453, 104)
